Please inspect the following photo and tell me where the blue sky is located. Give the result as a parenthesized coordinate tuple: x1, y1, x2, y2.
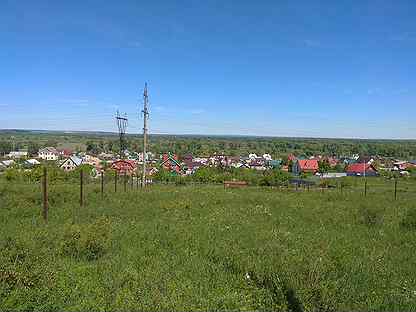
(0, 0, 415, 139)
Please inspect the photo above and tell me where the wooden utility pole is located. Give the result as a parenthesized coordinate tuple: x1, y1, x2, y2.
(42, 167, 48, 223)
(141, 83, 149, 188)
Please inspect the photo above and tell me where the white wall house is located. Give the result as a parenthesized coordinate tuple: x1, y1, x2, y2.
(38, 147, 59, 161)
(8, 151, 28, 159)
(60, 156, 83, 172)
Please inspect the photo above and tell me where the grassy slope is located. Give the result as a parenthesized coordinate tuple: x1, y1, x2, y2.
(1, 182, 416, 311)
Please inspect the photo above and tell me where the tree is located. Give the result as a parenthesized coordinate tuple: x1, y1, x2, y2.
(318, 159, 330, 174)
(27, 141, 39, 157)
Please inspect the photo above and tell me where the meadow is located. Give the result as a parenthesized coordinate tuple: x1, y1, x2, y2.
(1, 179, 416, 311)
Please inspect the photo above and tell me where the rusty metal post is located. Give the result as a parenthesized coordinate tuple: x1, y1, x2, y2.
(80, 169, 84, 207)
(364, 179, 367, 197)
(394, 179, 398, 200)
(101, 171, 104, 199)
(114, 170, 118, 193)
(123, 172, 127, 192)
(42, 167, 48, 223)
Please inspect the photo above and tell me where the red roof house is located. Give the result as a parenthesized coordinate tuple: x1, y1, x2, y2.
(288, 154, 297, 162)
(161, 154, 182, 174)
(293, 159, 319, 174)
(346, 163, 378, 176)
(111, 160, 137, 175)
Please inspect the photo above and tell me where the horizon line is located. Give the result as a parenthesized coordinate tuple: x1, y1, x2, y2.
(0, 128, 415, 141)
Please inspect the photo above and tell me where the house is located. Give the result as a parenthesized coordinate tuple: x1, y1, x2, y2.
(83, 154, 102, 170)
(322, 172, 347, 179)
(38, 147, 59, 161)
(268, 159, 282, 169)
(137, 152, 154, 162)
(111, 159, 137, 175)
(287, 154, 297, 162)
(292, 159, 319, 175)
(8, 151, 28, 159)
(326, 157, 339, 167)
(249, 158, 267, 171)
(161, 154, 182, 174)
(57, 149, 73, 157)
(356, 156, 375, 164)
(98, 152, 115, 160)
(346, 163, 378, 176)
(393, 161, 408, 171)
(1, 160, 15, 168)
(60, 156, 83, 172)
(24, 159, 41, 167)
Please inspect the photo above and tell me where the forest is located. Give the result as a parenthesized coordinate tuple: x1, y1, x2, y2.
(0, 130, 415, 159)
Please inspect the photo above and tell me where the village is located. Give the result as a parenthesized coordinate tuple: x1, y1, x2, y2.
(1, 145, 416, 180)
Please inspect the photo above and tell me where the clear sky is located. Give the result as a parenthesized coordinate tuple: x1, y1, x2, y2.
(1, 0, 415, 139)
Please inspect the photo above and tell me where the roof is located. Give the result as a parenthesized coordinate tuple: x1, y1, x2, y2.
(61, 156, 83, 167)
(39, 147, 58, 154)
(346, 163, 377, 173)
(111, 159, 137, 171)
(297, 159, 319, 171)
(25, 159, 41, 165)
(287, 154, 296, 161)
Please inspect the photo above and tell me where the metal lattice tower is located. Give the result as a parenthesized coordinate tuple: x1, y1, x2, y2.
(115, 110, 128, 156)
(141, 83, 149, 186)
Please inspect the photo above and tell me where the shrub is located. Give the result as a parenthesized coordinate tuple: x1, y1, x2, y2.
(60, 217, 111, 261)
(360, 206, 383, 227)
(400, 209, 416, 230)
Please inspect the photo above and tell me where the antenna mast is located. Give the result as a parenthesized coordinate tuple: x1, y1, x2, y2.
(141, 83, 149, 187)
(115, 110, 128, 157)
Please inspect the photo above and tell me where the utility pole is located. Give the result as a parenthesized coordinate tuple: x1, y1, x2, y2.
(141, 83, 149, 187)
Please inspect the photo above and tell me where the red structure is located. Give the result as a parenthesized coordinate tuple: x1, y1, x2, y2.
(161, 154, 182, 174)
(111, 160, 137, 175)
(346, 163, 378, 176)
(293, 159, 319, 174)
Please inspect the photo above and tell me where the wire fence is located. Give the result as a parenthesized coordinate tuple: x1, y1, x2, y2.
(1, 168, 415, 223)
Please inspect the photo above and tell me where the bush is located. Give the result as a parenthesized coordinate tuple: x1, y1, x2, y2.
(360, 206, 383, 227)
(400, 209, 416, 230)
(60, 217, 112, 261)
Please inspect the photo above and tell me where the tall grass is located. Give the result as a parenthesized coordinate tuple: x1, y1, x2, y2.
(1, 181, 416, 311)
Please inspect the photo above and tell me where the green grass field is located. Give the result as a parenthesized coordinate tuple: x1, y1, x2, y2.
(1, 180, 416, 311)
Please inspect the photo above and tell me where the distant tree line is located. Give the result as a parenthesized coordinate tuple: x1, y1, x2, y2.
(1, 131, 415, 159)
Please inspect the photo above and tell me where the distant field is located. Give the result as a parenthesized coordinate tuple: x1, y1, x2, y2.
(1, 181, 416, 311)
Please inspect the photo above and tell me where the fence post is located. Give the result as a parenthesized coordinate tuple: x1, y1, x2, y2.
(42, 167, 48, 223)
(114, 171, 118, 193)
(364, 179, 367, 197)
(394, 179, 398, 200)
(123, 172, 127, 192)
(80, 169, 84, 207)
(101, 171, 104, 199)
